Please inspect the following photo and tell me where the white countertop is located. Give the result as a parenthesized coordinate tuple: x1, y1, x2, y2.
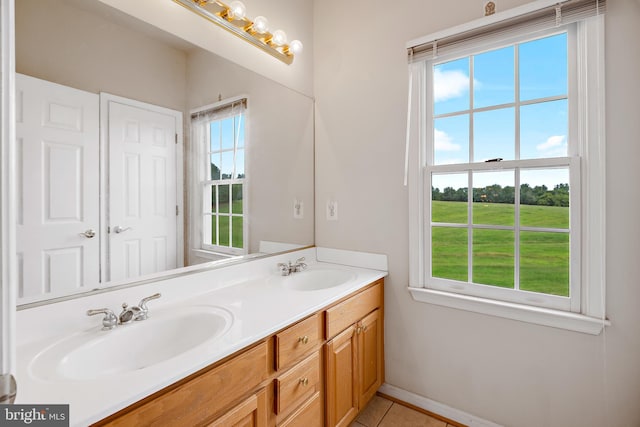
(15, 248, 387, 426)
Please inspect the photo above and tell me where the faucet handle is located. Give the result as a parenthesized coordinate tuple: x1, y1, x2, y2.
(139, 293, 161, 309)
(137, 293, 161, 320)
(294, 257, 307, 272)
(87, 308, 118, 330)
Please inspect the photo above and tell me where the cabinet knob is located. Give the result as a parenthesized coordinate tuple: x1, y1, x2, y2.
(298, 336, 309, 344)
(299, 378, 309, 386)
(356, 326, 362, 334)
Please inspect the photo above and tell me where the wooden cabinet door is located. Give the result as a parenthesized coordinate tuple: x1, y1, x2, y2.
(325, 325, 358, 427)
(357, 309, 383, 408)
(208, 388, 267, 427)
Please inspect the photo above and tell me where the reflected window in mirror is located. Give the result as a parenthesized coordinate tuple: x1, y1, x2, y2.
(192, 97, 248, 257)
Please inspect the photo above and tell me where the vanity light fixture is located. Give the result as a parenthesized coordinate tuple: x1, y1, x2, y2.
(172, 0, 303, 65)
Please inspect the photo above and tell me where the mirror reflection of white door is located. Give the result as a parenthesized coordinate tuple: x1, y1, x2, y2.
(16, 74, 99, 300)
(105, 97, 181, 282)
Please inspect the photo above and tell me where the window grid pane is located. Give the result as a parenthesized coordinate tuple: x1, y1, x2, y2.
(520, 231, 569, 296)
(472, 229, 515, 289)
(473, 46, 515, 109)
(432, 227, 468, 281)
(472, 170, 515, 226)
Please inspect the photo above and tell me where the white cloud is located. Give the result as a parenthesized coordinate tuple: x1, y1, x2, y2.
(537, 135, 567, 156)
(434, 128, 461, 151)
(433, 69, 469, 102)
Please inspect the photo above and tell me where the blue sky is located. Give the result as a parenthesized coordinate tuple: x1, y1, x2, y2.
(210, 114, 245, 179)
(432, 32, 568, 189)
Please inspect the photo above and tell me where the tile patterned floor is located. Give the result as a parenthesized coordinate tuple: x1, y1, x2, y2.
(350, 395, 460, 427)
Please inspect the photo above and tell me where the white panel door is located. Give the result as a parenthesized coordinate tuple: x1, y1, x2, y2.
(15, 74, 99, 301)
(107, 100, 178, 282)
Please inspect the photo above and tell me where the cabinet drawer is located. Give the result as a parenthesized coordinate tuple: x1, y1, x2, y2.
(275, 313, 323, 370)
(325, 281, 383, 339)
(102, 341, 269, 426)
(275, 351, 321, 415)
(278, 391, 322, 427)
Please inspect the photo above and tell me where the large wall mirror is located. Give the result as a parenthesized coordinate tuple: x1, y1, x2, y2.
(15, 0, 314, 306)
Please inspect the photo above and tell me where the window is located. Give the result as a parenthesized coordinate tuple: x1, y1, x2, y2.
(428, 30, 578, 312)
(407, 2, 606, 333)
(192, 98, 247, 256)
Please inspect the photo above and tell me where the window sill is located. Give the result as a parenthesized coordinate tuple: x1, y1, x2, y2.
(191, 249, 241, 261)
(408, 287, 609, 335)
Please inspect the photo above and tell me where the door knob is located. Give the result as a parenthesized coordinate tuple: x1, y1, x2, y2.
(112, 225, 132, 234)
(80, 229, 96, 238)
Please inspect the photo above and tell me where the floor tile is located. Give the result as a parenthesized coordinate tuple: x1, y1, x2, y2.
(355, 395, 393, 426)
(378, 403, 447, 427)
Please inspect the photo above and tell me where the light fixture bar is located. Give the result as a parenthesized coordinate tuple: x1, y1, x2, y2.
(172, 0, 295, 65)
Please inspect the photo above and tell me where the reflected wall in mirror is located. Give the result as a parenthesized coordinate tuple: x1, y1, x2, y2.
(15, 0, 314, 305)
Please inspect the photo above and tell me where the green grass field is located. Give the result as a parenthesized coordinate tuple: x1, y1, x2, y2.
(431, 201, 570, 296)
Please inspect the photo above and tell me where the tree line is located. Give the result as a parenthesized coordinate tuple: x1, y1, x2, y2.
(432, 183, 569, 207)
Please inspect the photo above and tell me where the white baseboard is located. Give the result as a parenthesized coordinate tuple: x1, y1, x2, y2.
(378, 383, 503, 427)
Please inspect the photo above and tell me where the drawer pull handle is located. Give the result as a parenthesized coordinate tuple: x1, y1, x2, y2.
(298, 336, 309, 344)
(299, 378, 309, 386)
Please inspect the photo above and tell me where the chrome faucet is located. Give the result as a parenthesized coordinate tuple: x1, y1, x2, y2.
(86, 308, 118, 330)
(119, 293, 162, 324)
(277, 257, 308, 276)
(87, 293, 161, 329)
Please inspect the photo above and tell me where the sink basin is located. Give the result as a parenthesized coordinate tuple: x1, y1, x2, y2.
(272, 268, 356, 291)
(30, 305, 233, 381)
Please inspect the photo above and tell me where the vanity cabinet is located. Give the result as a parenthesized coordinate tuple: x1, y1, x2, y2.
(325, 281, 384, 427)
(93, 279, 383, 427)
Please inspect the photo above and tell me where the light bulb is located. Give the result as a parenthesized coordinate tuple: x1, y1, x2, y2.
(252, 16, 269, 33)
(228, 1, 246, 20)
(272, 29, 287, 46)
(289, 40, 303, 55)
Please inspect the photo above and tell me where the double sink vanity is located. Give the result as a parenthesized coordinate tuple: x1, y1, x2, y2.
(16, 248, 387, 426)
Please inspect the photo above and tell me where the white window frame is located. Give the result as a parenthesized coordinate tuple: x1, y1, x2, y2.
(191, 96, 249, 258)
(407, 17, 607, 335)
(426, 26, 580, 312)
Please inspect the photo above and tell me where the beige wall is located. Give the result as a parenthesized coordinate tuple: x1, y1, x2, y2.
(185, 49, 314, 260)
(314, 0, 640, 426)
(16, 0, 187, 111)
